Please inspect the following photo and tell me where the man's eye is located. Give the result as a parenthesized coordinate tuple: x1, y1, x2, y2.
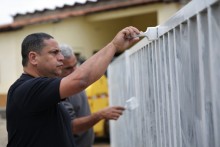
(54, 51, 59, 54)
(50, 50, 59, 55)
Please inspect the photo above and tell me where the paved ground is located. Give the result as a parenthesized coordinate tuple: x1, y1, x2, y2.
(0, 117, 7, 147)
(0, 116, 110, 147)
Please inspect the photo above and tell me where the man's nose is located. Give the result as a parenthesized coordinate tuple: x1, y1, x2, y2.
(58, 53, 64, 61)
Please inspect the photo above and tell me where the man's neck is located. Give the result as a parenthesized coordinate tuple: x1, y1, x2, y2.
(23, 67, 39, 78)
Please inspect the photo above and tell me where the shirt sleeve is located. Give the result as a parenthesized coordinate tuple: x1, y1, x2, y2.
(61, 101, 76, 120)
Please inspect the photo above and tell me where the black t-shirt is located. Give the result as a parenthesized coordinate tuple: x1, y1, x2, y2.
(6, 74, 75, 147)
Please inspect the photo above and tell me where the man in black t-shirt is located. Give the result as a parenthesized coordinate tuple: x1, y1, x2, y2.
(6, 27, 140, 147)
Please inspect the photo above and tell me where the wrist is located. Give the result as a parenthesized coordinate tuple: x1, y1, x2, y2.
(94, 111, 104, 120)
(109, 42, 118, 53)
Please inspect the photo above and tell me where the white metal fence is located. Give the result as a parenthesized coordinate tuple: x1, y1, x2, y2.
(108, 0, 220, 147)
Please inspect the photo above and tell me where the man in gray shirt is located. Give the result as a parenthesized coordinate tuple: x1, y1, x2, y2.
(62, 91, 94, 147)
(60, 44, 124, 147)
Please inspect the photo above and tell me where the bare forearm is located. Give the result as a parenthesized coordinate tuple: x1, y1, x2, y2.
(60, 43, 117, 98)
(60, 27, 140, 98)
(77, 42, 116, 85)
(71, 112, 103, 134)
(71, 106, 125, 134)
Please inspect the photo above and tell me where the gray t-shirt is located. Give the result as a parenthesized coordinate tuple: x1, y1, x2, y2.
(62, 91, 94, 147)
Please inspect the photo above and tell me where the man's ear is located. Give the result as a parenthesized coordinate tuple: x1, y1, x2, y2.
(28, 51, 38, 65)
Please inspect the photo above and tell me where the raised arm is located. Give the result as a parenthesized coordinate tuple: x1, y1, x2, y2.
(60, 26, 140, 98)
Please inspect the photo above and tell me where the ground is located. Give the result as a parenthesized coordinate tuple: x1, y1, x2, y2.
(0, 116, 7, 147)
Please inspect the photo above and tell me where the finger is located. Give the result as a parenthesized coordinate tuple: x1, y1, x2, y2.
(114, 110, 124, 115)
(130, 37, 140, 43)
(127, 26, 140, 38)
(112, 113, 121, 119)
(111, 111, 122, 116)
(127, 26, 136, 38)
(121, 27, 131, 38)
(114, 106, 125, 111)
(129, 26, 140, 35)
(121, 27, 130, 34)
(113, 117, 119, 120)
(125, 28, 134, 39)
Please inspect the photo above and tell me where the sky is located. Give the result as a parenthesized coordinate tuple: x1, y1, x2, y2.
(0, 0, 96, 25)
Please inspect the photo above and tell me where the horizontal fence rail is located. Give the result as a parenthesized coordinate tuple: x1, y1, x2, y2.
(108, 0, 220, 147)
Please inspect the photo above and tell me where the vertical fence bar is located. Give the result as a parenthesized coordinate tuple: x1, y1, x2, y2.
(173, 26, 182, 147)
(154, 39, 162, 147)
(208, 2, 220, 147)
(151, 41, 158, 147)
(197, 9, 214, 147)
(167, 30, 176, 147)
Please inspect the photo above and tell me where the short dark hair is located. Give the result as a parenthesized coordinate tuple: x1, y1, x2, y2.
(21, 33, 54, 66)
